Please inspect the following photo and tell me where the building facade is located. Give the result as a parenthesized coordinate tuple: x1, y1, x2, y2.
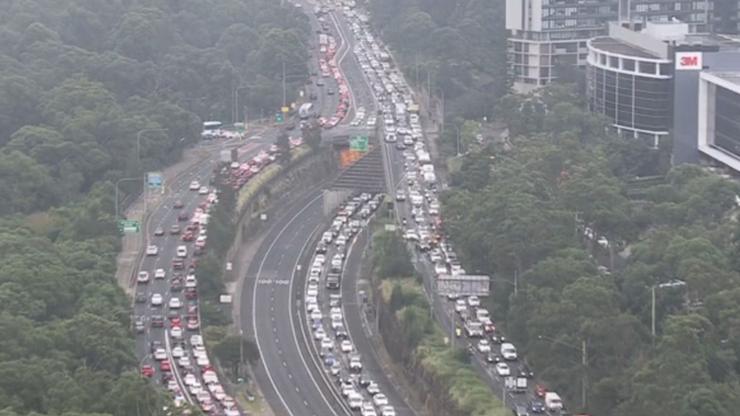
(506, 0, 713, 92)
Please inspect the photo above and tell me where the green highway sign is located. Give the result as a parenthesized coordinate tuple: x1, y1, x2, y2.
(118, 219, 140, 233)
(350, 135, 369, 152)
(275, 113, 284, 123)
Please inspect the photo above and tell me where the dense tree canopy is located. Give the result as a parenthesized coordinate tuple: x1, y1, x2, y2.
(0, 0, 310, 414)
(443, 85, 740, 415)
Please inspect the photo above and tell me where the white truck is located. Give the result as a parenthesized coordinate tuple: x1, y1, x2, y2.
(545, 392, 563, 411)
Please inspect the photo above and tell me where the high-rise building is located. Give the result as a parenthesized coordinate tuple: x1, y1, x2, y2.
(506, 0, 713, 93)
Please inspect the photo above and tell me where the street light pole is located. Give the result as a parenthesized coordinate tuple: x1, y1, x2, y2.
(136, 128, 168, 164)
(537, 335, 588, 410)
(234, 86, 250, 125)
(453, 124, 461, 156)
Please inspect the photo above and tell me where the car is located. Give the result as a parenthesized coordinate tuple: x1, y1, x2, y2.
(176, 245, 187, 258)
(178, 356, 191, 368)
(134, 318, 146, 333)
(171, 345, 184, 358)
(373, 393, 389, 407)
(189, 181, 200, 191)
(349, 355, 362, 372)
(154, 268, 166, 279)
(137, 270, 150, 283)
(140, 365, 155, 377)
(153, 348, 167, 361)
(467, 295, 480, 307)
(170, 224, 181, 235)
(150, 293, 163, 306)
(395, 190, 406, 201)
(187, 317, 200, 330)
(514, 404, 530, 416)
(454, 299, 467, 313)
(173, 200, 185, 209)
(198, 186, 209, 195)
(529, 400, 546, 413)
(177, 212, 189, 221)
(495, 362, 510, 376)
(170, 325, 183, 339)
(477, 339, 492, 353)
(340, 340, 353, 353)
(321, 337, 334, 350)
(169, 297, 182, 309)
(486, 353, 501, 363)
(184, 287, 198, 300)
(367, 382, 380, 395)
(154, 227, 165, 236)
(151, 315, 164, 328)
(520, 363, 535, 378)
(381, 406, 397, 416)
(172, 259, 184, 270)
(385, 133, 397, 142)
(135, 292, 147, 303)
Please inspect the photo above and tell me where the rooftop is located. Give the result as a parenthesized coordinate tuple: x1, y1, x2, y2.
(589, 37, 661, 59)
(711, 72, 740, 86)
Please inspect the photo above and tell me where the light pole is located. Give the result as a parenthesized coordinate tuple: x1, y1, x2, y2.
(651, 280, 687, 344)
(115, 177, 144, 221)
(234, 86, 250, 125)
(136, 128, 168, 164)
(537, 334, 588, 410)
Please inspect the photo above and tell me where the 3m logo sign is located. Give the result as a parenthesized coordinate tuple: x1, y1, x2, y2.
(675, 52, 703, 70)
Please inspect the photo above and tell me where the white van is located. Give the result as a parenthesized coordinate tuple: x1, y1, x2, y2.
(176, 245, 187, 258)
(501, 342, 518, 361)
(545, 392, 563, 411)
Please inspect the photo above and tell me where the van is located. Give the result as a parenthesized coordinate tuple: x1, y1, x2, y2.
(501, 342, 518, 360)
(544, 392, 563, 411)
(176, 245, 187, 258)
(513, 405, 530, 416)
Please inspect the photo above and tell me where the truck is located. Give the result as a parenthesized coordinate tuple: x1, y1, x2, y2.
(326, 272, 341, 289)
(298, 103, 314, 120)
(514, 376, 528, 393)
(464, 320, 484, 337)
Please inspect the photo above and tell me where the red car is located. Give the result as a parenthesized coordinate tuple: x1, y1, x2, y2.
(182, 232, 194, 242)
(535, 384, 547, 398)
(173, 201, 184, 209)
(185, 288, 198, 300)
(172, 259, 184, 270)
(141, 365, 155, 378)
(160, 360, 172, 372)
(170, 316, 182, 326)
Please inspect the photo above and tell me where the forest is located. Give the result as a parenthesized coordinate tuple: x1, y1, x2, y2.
(0, 1, 309, 414)
(442, 85, 740, 416)
(366, 0, 507, 121)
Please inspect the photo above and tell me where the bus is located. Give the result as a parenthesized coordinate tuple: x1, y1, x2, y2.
(201, 121, 223, 139)
(298, 103, 314, 120)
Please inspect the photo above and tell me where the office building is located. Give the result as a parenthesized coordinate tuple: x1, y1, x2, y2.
(697, 72, 740, 169)
(506, 0, 713, 93)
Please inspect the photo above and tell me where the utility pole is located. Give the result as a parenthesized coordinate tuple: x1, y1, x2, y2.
(282, 61, 287, 108)
(582, 339, 588, 410)
(651, 285, 657, 345)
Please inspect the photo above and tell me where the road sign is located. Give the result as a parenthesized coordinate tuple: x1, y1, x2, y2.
(350, 135, 369, 152)
(118, 219, 140, 233)
(275, 113, 284, 123)
(436, 274, 490, 297)
(146, 172, 163, 189)
(281, 106, 290, 113)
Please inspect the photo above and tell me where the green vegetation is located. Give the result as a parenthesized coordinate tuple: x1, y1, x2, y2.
(368, 0, 507, 120)
(373, 232, 509, 416)
(443, 84, 740, 415)
(0, 0, 309, 414)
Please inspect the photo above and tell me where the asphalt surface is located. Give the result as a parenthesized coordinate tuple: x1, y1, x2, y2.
(133, 134, 276, 413)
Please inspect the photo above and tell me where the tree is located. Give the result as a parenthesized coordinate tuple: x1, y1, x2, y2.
(302, 121, 322, 150)
(275, 131, 291, 163)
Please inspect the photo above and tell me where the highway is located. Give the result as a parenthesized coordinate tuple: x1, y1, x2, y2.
(133, 133, 277, 414)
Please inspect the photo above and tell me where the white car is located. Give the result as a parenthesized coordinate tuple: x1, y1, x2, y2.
(190, 334, 204, 347)
(153, 348, 167, 360)
(467, 295, 481, 307)
(385, 133, 397, 143)
(495, 362, 511, 377)
(314, 327, 327, 340)
(146, 245, 158, 256)
(137, 271, 150, 283)
(454, 299, 467, 313)
(171, 346, 184, 358)
(340, 340, 353, 353)
(154, 268, 166, 279)
(169, 297, 182, 309)
(310, 309, 323, 321)
(381, 406, 397, 416)
(198, 186, 209, 195)
(189, 180, 200, 190)
(150, 293, 163, 306)
(176, 245, 187, 258)
(170, 325, 183, 339)
(178, 356, 191, 367)
(185, 274, 197, 288)
(183, 373, 197, 386)
(373, 393, 389, 407)
(477, 339, 492, 353)
(203, 370, 218, 384)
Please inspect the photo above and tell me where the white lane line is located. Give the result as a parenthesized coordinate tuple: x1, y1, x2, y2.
(289, 220, 342, 416)
(251, 192, 325, 416)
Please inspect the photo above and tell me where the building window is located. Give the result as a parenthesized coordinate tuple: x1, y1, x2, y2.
(600, 54, 607, 65)
(714, 86, 740, 157)
(623, 59, 635, 71)
(660, 63, 671, 76)
(639, 61, 657, 74)
(610, 56, 619, 68)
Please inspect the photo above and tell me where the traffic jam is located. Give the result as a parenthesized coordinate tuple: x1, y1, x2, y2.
(221, 138, 303, 191)
(136, 179, 240, 416)
(303, 193, 400, 416)
(316, 15, 351, 129)
(334, 0, 568, 414)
